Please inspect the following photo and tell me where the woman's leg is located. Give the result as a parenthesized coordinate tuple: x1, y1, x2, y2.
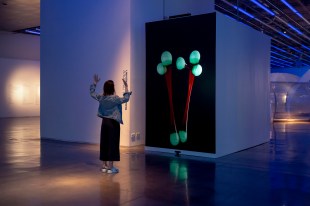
(108, 161, 113, 169)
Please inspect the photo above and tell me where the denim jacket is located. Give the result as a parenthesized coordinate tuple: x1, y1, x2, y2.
(90, 84, 132, 124)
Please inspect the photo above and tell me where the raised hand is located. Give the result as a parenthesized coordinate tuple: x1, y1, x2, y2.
(93, 74, 100, 84)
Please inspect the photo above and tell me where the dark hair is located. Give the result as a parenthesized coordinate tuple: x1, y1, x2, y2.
(103, 80, 115, 95)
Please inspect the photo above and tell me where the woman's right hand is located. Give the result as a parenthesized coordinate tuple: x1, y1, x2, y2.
(122, 78, 128, 87)
(122, 78, 128, 92)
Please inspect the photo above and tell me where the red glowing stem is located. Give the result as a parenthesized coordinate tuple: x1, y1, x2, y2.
(165, 67, 176, 126)
(183, 70, 195, 128)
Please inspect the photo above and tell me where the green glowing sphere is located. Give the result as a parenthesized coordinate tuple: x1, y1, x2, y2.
(179, 130, 187, 143)
(161, 51, 172, 66)
(176, 57, 186, 70)
(189, 50, 200, 64)
(170, 132, 179, 146)
(192, 64, 202, 76)
(156, 63, 167, 75)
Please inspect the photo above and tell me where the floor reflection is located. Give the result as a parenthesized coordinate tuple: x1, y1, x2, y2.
(144, 153, 215, 205)
(0, 117, 40, 171)
(269, 121, 310, 206)
(1, 118, 310, 205)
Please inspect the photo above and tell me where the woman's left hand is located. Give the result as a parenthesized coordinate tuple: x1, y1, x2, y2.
(93, 74, 100, 84)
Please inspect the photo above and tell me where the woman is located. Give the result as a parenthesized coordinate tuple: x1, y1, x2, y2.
(90, 74, 132, 174)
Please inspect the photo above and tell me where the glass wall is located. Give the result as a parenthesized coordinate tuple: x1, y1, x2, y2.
(271, 82, 310, 121)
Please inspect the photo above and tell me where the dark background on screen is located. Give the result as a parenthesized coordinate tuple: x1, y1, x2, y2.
(145, 13, 216, 153)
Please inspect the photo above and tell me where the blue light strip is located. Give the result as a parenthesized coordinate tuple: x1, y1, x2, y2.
(303, 63, 310, 66)
(250, 0, 275, 16)
(233, 6, 255, 18)
(271, 45, 287, 53)
(287, 23, 303, 35)
(25, 29, 40, 35)
(271, 60, 286, 66)
(271, 56, 293, 65)
(271, 51, 294, 60)
(271, 65, 283, 68)
(271, 45, 299, 58)
(280, 0, 303, 18)
(271, 61, 285, 65)
(271, 63, 286, 68)
(278, 31, 290, 39)
(288, 46, 303, 54)
(271, 61, 291, 68)
(222, 0, 309, 69)
(301, 45, 310, 51)
(273, 38, 310, 60)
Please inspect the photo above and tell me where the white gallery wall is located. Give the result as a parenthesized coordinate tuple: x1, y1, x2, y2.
(0, 31, 40, 118)
(41, 0, 132, 144)
(216, 12, 271, 157)
(40, 0, 214, 146)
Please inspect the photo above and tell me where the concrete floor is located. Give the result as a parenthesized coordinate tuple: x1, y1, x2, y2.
(0, 117, 310, 205)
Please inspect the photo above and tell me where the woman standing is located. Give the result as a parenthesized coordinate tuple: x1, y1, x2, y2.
(90, 74, 132, 174)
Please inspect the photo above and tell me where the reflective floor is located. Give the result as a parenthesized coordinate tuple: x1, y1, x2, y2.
(1, 117, 310, 206)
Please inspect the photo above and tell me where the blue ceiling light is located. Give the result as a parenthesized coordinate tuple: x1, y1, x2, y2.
(271, 45, 287, 53)
(301, 45, 310, 51)
(271, 61, 284, 66)
(280, 0, 310, 25)
(271, 45, 299, 58)
(280, 0, 303, 18)
(271, 51, 293, 60)
(303, 63, 310, 66)
(271, 62, 287, 68)
(271, 56, 293, 65)
(250, 0, 275, 16)
(278, 31, 290, 39)
(233, 6, 255, 18)
(288, 46, 303, 54)
(287, 23, 303, 35)
(15, 26, 40, 36)
(215, 0, 310, 70)
(25, 29, 40, 35)
(271, 61, 291, 68)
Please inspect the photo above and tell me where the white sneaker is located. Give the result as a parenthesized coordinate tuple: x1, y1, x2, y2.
(101, 166, 108, 173)
(107, 167, 119, 174)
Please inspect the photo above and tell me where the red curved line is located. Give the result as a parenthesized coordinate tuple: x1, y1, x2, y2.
(165, 67, 175, 126)
(183, 71, 195, 125)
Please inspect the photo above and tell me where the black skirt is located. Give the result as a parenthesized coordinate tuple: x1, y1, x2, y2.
(100, 117, 120, 161)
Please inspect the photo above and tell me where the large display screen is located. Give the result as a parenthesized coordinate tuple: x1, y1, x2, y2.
(145, 13, 216, 153)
